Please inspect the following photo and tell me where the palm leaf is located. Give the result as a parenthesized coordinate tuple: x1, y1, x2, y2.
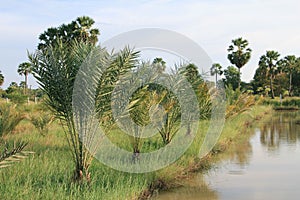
(0, 141, 33, 169)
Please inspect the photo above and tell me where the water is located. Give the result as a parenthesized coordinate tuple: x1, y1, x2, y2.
(153, 111, 300, 200)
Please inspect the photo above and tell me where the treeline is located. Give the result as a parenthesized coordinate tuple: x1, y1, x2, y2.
(0, 81, 43, 104)
(211, 38, 300, 98)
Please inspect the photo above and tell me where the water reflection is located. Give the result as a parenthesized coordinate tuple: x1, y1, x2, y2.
(152, 174, 219, 200)
(154, 110, 300, 200)
(259, 111, 300, 152)
(153, 128, 254, 200)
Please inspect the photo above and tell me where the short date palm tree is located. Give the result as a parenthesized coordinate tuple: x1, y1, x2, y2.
(29, 40, 139, 182)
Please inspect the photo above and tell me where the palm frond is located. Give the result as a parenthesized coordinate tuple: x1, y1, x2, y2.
(0, 141, 33, 169)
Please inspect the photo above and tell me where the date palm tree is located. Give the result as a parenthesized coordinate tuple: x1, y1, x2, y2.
(29, 40, 139, 182)
(227, 37, 252, 89)
(259, 50, 280, 99)
(17, 62, 32, 94)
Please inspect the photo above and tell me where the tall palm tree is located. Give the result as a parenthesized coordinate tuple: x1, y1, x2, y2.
(259, 51, 280, 99)
(227, 37, 252, 89)
(210, 63, 223, 85)
(38, 16, 99, 50)
(17, 62, 32, 94)
(280, 55, 298, 96)
(75, 16, 100, 45)
(0, 70, 4, 86)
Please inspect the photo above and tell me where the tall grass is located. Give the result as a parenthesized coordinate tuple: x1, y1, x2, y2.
(0, 121, 154, 199)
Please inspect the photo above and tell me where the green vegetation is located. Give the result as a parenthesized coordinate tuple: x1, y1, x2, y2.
(0, 15, 298, 199)
(262, 97, 300, 110)
(0, 102, 271, 199)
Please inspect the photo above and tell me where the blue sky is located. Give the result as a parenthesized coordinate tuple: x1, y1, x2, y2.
(1, 0, 300, 88)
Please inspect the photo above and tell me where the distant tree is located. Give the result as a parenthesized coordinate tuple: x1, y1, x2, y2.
(252, 65, 268, 94)
(258, 50, 280, 99)
(6, 82, 18, 94)
(17, 62, 32, 94)
(38, 16, 99, 50)
(0, 71, 4, 86)
(210, 63, 223, 85)
(5, 82, 26, 104)
(180, 63, 204, 88)
(279, 55, 299, 96)
(223, 66, 240, 90)
(273, 72, 289, 96)
(19, 81, 26, 89)
(152, 57, 166, 73)
(292, 69, 300, 96)
(227, 37, 252, 89)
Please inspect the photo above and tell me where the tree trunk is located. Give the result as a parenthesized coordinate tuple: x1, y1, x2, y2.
(289, 73, 292, 97)
(24, 72, 28, 95)
(215, 73, 218, 88)
(238, 68, 241, 90)
(270, 75, 275, 99)
(73, 168, 91, 183)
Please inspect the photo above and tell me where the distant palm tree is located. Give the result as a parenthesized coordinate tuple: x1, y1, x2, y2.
(0, 70, 4, 86)
(259, 51, 280, 99)
(17, 62, 32, 94)
(227, 37, 252, 89)
(280, 55, 299, 96)
(75, 16, 100, 45)
(210, 63, 223, 85)
(152, 57, 166, 73)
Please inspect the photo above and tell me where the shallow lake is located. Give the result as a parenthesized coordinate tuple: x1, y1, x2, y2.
(153, 110, 300, 200)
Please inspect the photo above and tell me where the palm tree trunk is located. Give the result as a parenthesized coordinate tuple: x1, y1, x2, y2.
(24, 73, 28, 95)
(270, 75, 275, 99)
(289, 73, 292, 97)
(238, 68, 241, 90)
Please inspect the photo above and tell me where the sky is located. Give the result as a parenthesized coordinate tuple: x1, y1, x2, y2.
(1, 0, 300, 89)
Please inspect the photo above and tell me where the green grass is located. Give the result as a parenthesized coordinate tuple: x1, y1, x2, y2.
(263, 96, 300, 108)
(1, 121, 154, 200)
(0, 104, 272, 200)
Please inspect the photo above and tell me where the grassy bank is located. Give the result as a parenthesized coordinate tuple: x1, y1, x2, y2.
(263, 97, 300, 110)
(0, 104, 272, 200)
